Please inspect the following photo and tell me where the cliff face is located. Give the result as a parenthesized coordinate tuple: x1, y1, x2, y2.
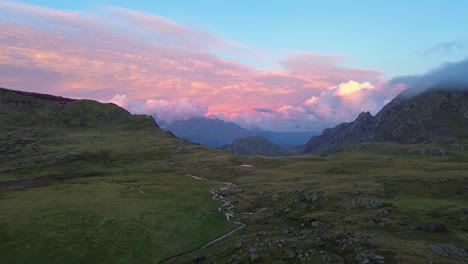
(304, 88, 468, 153)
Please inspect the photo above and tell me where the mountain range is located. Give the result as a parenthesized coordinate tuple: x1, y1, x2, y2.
(162, 117, 316, 147)
(178, 87, 468, 157)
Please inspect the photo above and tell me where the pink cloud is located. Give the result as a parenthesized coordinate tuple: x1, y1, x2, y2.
(0, 1, 396, 131)
(216, 80, 400, 131)
(142, 98, 207, 123)
(108, 94, 207, 123)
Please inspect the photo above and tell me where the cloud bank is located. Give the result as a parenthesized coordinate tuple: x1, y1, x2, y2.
(0, 1, 401, 131)
(390, 58, 468, 96)
(109, 95, 207, 123)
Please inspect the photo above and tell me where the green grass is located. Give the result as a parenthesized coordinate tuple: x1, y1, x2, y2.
(0, 123, 240, 263)
(170, 143, 468, 263)
(1, 112, 467, 263)
(0, 173, 236, 263)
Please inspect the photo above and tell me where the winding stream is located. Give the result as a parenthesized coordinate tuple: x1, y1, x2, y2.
(158, 176, 245, 263)
(202, 182, 246, 248)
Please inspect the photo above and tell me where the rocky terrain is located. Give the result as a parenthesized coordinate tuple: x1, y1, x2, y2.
(304, 88, 468, 154)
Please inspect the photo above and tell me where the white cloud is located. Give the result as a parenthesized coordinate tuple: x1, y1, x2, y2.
(332, 80, 375, 96)
(108, 95, 207, 124)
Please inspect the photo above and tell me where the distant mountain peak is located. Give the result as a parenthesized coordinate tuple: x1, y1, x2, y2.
(221, 136, 291, 157)
(162, 117, 254, 147)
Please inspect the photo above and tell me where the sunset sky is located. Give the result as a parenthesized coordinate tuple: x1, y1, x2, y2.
(1, 0, 467, 131)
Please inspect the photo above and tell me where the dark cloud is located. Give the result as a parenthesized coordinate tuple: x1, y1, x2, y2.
(390, 58, 468, 96)
(254, 107, 273, 113)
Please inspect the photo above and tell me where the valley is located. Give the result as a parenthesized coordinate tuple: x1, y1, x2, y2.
(2, 2, 468, 263)
(0, 88, 467, 263)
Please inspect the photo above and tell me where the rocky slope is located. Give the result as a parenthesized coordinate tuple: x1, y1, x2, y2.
(304, 88, 468, 153)
(221, 136, 291, 156)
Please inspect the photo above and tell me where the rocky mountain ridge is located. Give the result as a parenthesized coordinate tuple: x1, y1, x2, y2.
(304, 88, 468, 153)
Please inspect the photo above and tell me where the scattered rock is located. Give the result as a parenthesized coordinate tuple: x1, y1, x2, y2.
(250, 253, 260, 262)
(258, 208, 268, 213)
(296, 249, 305, 260)
(464, 111, 468, 119)
(192, 256, 206, 263)
(343, 202, 361, 210)
(450, 143, 464, 151)
(350, 190, 361, 196)
(249, 246, 256, 253)
(355, 247, 385, 264)
(372, 208, 393, 216)
(428, 243, 467, 260)
(418, 147, 449, 156)
(311, 221, 320, 228)
(419, 222, 447, 232)
(276, 239, 286, 248)
(302, 217, 318, 223)
(300, 191, 321, 202)
(361, 198, 384, 209)
(337, 232, 369, 247)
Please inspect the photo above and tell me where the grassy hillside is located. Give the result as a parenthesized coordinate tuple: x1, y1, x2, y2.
(174, 142, 468, 263)
(0, 88, 245, 263)
(1, 88, 467, 263)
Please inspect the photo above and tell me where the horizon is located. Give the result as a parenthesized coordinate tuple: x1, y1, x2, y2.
(1, 0, 467, 132)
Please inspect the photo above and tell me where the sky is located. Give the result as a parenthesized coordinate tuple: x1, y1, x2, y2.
(1, 0, 467, 131)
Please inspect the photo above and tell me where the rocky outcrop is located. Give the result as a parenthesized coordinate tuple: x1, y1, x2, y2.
(304, 88, 468, 153)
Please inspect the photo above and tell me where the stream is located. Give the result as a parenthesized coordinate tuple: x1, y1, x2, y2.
(158, 176, 245, 263)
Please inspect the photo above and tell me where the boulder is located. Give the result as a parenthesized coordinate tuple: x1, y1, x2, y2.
(419, 222, 447, 232)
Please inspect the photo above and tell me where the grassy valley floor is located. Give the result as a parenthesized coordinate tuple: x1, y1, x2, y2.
(1, 126, 467, 263)
(174, 143, 468, 263)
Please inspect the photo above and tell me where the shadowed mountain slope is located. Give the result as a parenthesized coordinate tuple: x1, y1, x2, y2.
(304, 88, 468, 153)
(221, 136, 291, 156)
(162, 117, 254, 147)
